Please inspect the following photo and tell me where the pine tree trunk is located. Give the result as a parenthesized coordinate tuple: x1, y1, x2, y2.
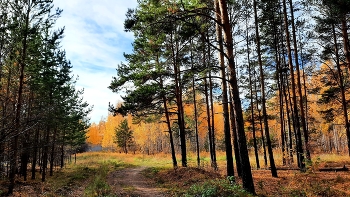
(31, 127, 39, 179)
(215, 0, 234, 176)
(229, 89, 242, 177)
(288, 0, 310, 161)
(282, 0, 305, 170)
(253, 0, 277, 177)
(332, 23, 350, 156)
(218, 0, 255, 193)
(192, 77, 200, 168)
(204, 74, 215, 168)
(341, 18, 350, 70)
(254, 73, 268, 167)
(170, 31, 187, 167)
(162, 93, 177, 168)
(49, 127, 57, 176)
(189, 40, 200, 168)
(9, 3, 30, 194)
(208, 61, 217, 170)
(245, 13, 259, 169)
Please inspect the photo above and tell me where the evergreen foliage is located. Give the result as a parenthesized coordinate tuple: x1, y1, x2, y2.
(114, 119, 134, 154)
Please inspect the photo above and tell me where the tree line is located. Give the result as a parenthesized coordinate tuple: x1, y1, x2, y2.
(107, 0, 350, 194)
(0, 0, 91, 194)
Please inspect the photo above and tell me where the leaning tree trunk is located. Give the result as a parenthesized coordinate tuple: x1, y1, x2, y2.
(162, 94, 177, 168)
(170, 31, 187, 167)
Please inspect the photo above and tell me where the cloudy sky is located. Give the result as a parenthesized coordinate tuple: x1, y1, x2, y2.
(53, 1, 138, 123)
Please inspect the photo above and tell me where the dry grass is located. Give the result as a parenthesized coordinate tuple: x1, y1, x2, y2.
(2, 151, 350, 196)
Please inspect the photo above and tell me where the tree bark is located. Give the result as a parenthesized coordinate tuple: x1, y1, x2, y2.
(341, 18, 350, 70)
(218, 0, 255, 194)
(9, 2, 30, 194)
(332, 23, 350, 157)
(254, 0, 277, 177)
(282, 0, 305, 170)
(215, 0, 234, 175)
(288, 0, 310, 160)
(245, 11, 259, 169)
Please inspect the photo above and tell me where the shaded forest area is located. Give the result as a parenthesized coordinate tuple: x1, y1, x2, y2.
(0, 0, 91, 195)
(102, 0, 350, 195)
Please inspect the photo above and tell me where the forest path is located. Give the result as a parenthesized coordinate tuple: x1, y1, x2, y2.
(107, 166, 167, 197)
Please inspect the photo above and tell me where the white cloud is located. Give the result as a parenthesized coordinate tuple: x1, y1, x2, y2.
(54, 1, 138, 123)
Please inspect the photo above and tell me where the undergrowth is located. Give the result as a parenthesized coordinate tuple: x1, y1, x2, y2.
(183, 178, 253, 197)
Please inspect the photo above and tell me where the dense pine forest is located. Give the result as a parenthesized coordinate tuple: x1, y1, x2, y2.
(0, 0, 91, 195)
(98, 0, 349, 195)
(1, 0, 350, 196)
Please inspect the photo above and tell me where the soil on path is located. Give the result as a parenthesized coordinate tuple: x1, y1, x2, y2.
(107, 167, 167, 197)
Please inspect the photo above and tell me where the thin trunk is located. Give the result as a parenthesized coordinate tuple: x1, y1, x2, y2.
(254, 0, 277, 177)
(162, 94, 177, 168)
(42, 126, 50, 182)
(273, 19, 286, 166)
(286, 71, 300, 166)
(9, 3, 30, 194)
(282, 73, 294, 164)
(229, 88, 242, 177)
(204, 75, 214, 168)
(49, 127, 57, 176)
(170, 31, 187, 167)
(332, 23, 350, 156)
(158, 50, 177, 168)
(245, 18, 259, 169)
(31, 127, 39, 179)
(192, 77, 200, 168)
(282, 0, 305, 170)
(208, 60, 217, 170)
(288, 0, 310, 161)
(278, 71, 286, 166)
(189, 39, 200, 168)
(341, 18, 350, 70)
(254, 72, 268, 167)
(60, 144, 64, 168)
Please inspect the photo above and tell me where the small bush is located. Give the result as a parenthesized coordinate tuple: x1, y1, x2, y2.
(184, 179, 253, 197)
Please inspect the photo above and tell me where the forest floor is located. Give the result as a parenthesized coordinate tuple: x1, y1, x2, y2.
(1, 152, 350, 196)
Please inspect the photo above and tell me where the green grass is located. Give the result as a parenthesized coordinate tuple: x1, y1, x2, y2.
(46, 153, 131, 197)
(183, 178, 253, 197)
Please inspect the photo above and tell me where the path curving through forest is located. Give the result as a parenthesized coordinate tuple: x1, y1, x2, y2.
(107, 167, 166, 197)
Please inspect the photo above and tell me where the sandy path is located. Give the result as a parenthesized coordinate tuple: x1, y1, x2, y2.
(107, 167, 167, 197)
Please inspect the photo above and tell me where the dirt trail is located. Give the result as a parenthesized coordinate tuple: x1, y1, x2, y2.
(107, 167, 167, 197)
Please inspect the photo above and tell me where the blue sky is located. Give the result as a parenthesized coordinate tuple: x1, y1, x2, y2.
(54, 1, 138, 123)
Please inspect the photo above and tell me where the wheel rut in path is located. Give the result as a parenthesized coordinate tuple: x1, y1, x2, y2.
(107, 167, 166, 197)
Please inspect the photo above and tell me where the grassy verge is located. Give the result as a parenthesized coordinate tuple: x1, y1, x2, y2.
(3, 152, 350, 196)
(45, 153, 132, 196)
